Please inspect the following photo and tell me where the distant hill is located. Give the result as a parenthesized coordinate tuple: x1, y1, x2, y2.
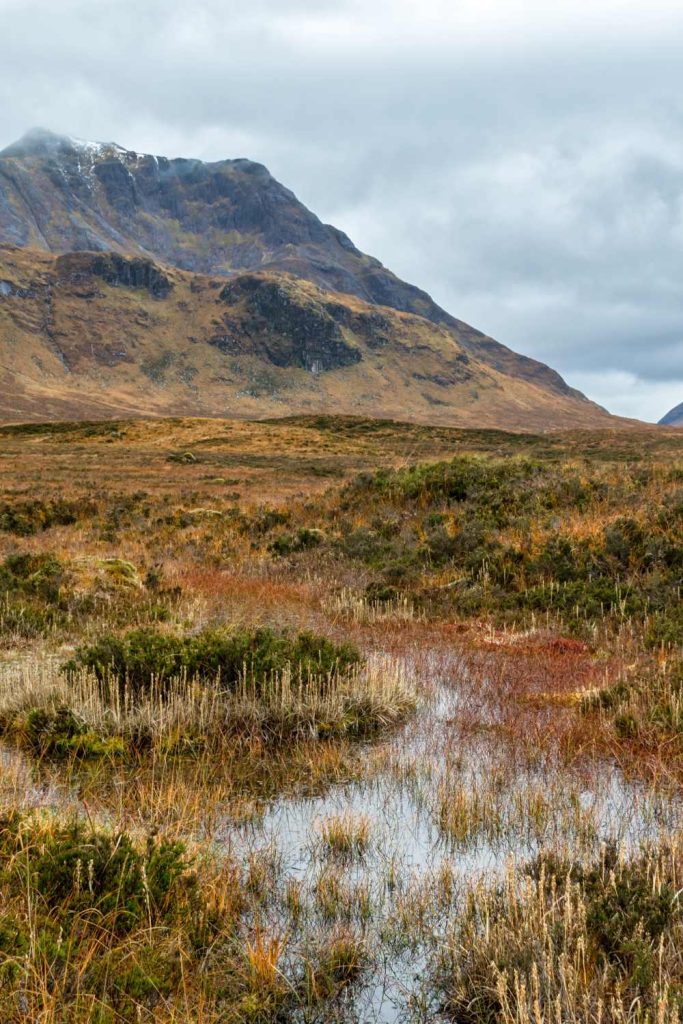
(0, 128, 618, 428)
(659, 403, 683, 426)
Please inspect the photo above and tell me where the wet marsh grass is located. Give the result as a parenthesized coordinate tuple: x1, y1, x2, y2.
(317, 812, 372, 861)
(437, 839, 683, 1024)
(0, 646, 680, 1023)
(0, 416, 680, 1021)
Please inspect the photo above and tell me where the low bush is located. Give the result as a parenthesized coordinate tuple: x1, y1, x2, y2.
(438, 840, 683, 1023)
(0, 552, 67, 601)
(0, 815, 195, 936)
(0, 647, 413, 759)
(268, 527, 325, 556)
(63, 626, 362, 702)
(324, 455, 683, 637)
(0, 498, 90, 535)
(529, 844, 676, 979)
(0, 551, 182, 645)
(0, 813, 226, 1020)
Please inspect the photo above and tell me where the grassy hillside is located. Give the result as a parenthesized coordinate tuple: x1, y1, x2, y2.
(0, 245, 618, 429)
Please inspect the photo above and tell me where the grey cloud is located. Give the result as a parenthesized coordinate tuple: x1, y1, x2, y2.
(1, 0, 682, 419)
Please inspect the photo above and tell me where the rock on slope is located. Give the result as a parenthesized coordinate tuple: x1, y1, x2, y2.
(0, 128, 616, 428)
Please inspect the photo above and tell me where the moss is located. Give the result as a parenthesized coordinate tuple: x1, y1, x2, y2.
(18, 705, 126, 760)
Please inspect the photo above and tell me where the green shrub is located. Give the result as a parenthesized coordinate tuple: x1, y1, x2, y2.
(0, 811, 225, 1024)
(269, 527, 325, 556)
(342, 457, 603, 525)
(0, 912, 28, 984)
(63, 626, 362, 702)
(0, 816, 198, 937)
(441, 843, 681, 1024)
(0, 552, 66, 601)
(0, 601, 55, 641)
(0, 498, 88, 535)
(531, 844, 676, 979)
(329, 455, 683, 633)
(645, 605, 683, 649)
(239, 507, 290, 537)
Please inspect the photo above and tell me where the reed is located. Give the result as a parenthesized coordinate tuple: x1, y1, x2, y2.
(318, 812, 371, 860)
(324, 587, 424, 624)
(0, 652, 417, 754)
(437, 837, 683, 1024)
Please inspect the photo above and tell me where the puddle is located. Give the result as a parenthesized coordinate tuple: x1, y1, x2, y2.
(216, 659, 681, 1023)
(1, 647, 680, 1023)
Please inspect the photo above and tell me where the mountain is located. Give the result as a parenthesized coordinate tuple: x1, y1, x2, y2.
(0, 128, 617, 428)
(659, 403, 683, 426)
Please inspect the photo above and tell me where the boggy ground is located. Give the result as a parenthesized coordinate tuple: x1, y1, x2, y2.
(0, 415, 681, 1023)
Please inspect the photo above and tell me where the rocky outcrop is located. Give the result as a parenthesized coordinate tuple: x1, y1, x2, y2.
(217, 275, 361, 372)
(0, 244, 623, 429)
(55, 252, 172, 298)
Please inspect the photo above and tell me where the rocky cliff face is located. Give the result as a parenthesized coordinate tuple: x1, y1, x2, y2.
(659, 403, 683, 426)
(55, 252, 173, 298)
(0, 128, 585, 403)
(216, 276, 362, 372)
(0, 129, 424, 302)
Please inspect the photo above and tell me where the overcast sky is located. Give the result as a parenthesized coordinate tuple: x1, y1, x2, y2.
(1, 0, 682, 421)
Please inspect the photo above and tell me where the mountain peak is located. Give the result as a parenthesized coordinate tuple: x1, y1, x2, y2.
(1, 127, 131, 161)
(3, 127, 83, 155)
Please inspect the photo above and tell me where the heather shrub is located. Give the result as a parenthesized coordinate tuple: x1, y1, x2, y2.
(63, 625, 362, 702)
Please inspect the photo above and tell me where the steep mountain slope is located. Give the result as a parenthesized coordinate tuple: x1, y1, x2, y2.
(0, 128, 624, 428)
(0, 129, 457, 317)
(0, 129, 585, 401)
(659, 403, 683, 426)
(0, 245, 615, 428)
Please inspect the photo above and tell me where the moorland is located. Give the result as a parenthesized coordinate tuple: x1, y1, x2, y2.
(0, 413, 681, 1023)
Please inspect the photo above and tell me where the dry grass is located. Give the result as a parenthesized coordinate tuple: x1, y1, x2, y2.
(0, 416, 680, 1022)
(318, 812, 372, 860)
(0, 652, 417, 752)
(324, 587, 424, 624)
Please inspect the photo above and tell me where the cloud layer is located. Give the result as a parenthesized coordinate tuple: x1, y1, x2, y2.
(1, 0, 682, 420)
